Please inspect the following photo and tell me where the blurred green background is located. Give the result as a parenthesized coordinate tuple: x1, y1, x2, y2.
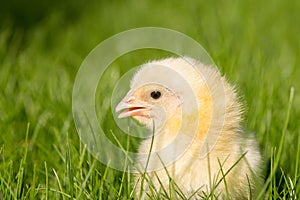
(0, 0, 299, 198)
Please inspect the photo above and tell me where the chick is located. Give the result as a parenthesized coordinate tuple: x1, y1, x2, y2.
(116, 57, 263, 199)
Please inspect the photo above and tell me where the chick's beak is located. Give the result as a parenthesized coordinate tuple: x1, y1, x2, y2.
(115, 93, 150, 119)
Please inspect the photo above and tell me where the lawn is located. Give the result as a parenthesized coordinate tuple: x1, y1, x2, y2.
(0, 0, 299, 199)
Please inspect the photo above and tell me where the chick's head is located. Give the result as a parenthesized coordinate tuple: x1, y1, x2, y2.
(116, 56, 235, 144)
(116, 82, 182, 129)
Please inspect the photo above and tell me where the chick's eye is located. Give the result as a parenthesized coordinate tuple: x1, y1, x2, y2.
(150, 91, 161, 99)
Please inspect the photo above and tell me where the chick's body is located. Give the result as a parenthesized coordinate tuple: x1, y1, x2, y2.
(116, 57, 263, 199)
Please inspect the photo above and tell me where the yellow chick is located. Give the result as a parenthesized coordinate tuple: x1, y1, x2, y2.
(116, 57, 263, 199)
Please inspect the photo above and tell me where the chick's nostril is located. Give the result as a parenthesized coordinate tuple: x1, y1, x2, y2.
(126, 96, 136, 103)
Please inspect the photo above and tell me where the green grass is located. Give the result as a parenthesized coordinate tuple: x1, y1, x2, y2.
(0, 0, 299, 199)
